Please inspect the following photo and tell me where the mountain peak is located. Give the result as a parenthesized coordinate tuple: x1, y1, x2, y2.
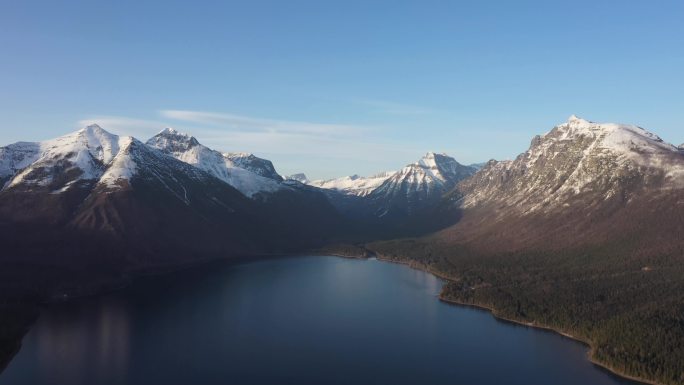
(286, 173, 309, 183)
(566, 114, 593, 126)
(147, 128, 199, 150)
(79, 123, 113, 137)
(224, 152, 282, 181)
(418, 152, 456, 170)
(422, 151, 448, 159)
(157, 127, 195, 140)
(83, 123, 103, 130)
(159, 127, 180, 135)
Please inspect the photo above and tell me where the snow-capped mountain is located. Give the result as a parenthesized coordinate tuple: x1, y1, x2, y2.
(146, 128, 284, 197)
(0, 125, 138, 193)
(309, 152, 476, 204)
(223, 152, 282, 181)
(286, 173, 309, 184)
(305, 152, 476, 236)
(460, 115, 684, 212)
(367, 152, 477, 218)
(0, 124, 348, 270)
(432, 115, 684, 257)
(309, 171, 396, 197)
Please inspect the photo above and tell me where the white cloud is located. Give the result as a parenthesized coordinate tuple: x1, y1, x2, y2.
(77, 110, 418, 179)
(160, 110, 366, 137)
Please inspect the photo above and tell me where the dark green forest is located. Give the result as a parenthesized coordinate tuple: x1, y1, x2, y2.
(370, 238, 684, 385)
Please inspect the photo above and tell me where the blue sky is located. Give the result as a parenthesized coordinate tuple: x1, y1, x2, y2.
(1, 1, 683, 179)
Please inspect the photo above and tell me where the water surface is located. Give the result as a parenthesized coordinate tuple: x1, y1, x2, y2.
(0, 256, 642, 385)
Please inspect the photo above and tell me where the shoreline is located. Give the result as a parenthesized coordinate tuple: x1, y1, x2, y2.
(369, 253, 661, 385)
(437, 298, 658, 385)
(1, 252, 667, 385)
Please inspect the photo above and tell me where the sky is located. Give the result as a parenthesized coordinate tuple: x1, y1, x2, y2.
(1, 1, 683, 180)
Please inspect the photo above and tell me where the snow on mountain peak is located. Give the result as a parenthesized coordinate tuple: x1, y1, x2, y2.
(550, 117, 676, 157)
(159, 127, 179, 134)
(567, 114, 591, 125)
(309, 171, 397, 197)
(463, 117, 684, 212)
(148, 128, 199, 151)
(146, 130, 284, 197)
(223, 152, 282, 181)
(311, 152, 475, 202)
(98, 136, 138, 188)
(1, 125, 139, 192)
(418, 151, 451, 170)
(286, 173, 309, 183)
(81, 123, 105, 132)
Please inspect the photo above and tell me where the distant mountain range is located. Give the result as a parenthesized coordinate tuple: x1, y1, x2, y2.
(3, 116, 682, 269)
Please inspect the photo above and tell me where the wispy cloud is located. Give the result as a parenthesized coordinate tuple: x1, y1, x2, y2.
(160, 110, 366, 137)
(77, 110, 418, 179)
(355, 99, 434, 115)
(158, 109, 415, 161)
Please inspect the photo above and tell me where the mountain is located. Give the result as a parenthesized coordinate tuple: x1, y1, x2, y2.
(461, 115, 682, 209)
(3, 117, 683, 385)
(223, 152, 282, 181)
(307, 152, 477, 238)
(450, 115, 684, 252)
(309, 171, 396, 197)
(370, 116, 684, 385)
(286, 173, 309, 183)
(0, 125, 135, 193)
(0, 125, 348, 302)
(468, 162, 487, 170)
(146, 128, 284, 197)
(368, 152, 476, 218)
(0, 125, 259, 254)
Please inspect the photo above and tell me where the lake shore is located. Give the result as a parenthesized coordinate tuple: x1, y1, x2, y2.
(370, 252, 660, 385)
(0, 251, 668, 385)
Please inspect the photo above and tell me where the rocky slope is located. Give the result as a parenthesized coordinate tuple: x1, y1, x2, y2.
(442, 115, 684, 254)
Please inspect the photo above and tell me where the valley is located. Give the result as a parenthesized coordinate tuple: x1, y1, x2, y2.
(0, 116, 683, 384)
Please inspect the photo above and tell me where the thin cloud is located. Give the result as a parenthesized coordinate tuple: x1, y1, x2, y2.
(160, 110, 366, 137)
(76, 111, 418, 179)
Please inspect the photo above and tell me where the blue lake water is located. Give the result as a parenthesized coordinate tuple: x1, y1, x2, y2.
(0, 256, 642, 385)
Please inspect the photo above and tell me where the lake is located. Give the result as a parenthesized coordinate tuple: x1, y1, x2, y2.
(0, 256, 642, 385)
